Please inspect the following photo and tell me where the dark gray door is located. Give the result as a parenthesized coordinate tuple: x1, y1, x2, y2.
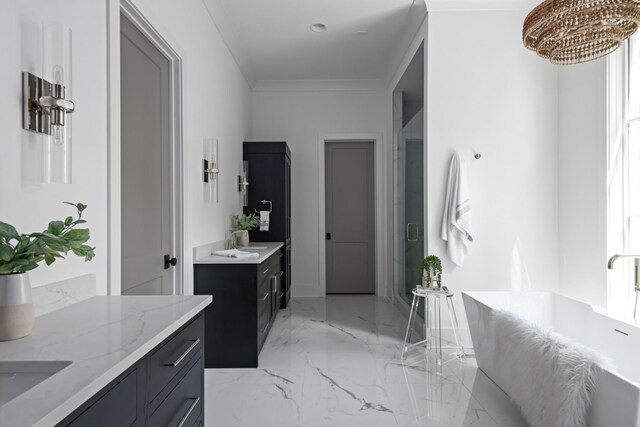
(325, 141, 375, 294)
(120, 15, 172, 295)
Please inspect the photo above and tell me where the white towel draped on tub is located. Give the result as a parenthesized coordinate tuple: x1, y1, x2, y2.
(492, 310, 608, 427)
(440, 153, 473, 266)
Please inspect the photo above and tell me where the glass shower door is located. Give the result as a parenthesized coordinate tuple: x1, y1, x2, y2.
(393, 43, 424, 307)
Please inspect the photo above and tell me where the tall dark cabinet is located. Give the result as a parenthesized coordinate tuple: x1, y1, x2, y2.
(243, 141, 292, 308)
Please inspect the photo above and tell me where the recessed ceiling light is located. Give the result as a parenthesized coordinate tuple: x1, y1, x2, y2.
(310, 23, 327, 33)
(357, 30, 369, 35)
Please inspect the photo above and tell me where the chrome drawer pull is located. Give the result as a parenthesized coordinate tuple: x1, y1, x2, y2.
(261, 322, 269, 333)
(177, 396, 201, 427)
(262, 267, 269, 274)
(259, 292, 269, 301)
(164, 339, 200, 367)
(278, 292, 284, 298)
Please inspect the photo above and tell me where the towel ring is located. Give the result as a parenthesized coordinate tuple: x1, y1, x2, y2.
(255, 200, 272, 213)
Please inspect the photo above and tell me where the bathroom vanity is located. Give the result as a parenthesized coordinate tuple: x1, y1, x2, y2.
(0, 295, 211, 427)
(194, 242, 284, 368)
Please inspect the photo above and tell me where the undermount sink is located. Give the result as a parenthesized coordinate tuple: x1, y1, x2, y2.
(0, 361, 72, 407)
(241, 246, 267, 250)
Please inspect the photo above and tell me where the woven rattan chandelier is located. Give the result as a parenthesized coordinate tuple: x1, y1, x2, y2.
(523, 0, 640, 65)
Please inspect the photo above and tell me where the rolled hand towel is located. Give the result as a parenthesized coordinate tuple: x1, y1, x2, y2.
(213, 249, 259, 258)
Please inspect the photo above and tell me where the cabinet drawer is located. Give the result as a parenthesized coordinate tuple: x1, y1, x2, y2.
(149, 357, 203, 427)
(257, 252, 281, 283)
(257, 260, 272, 283)
(67, 369, 139, 427)
(148, 315, 204, 402)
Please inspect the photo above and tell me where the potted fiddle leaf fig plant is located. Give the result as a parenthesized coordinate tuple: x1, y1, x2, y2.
(232, 213, 260, 247)
(421, 255, 442, 289)
(0, 202, 95, 341)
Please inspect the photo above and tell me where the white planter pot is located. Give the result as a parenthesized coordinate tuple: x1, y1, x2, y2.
(0, 273, 35, 341)
(237, 230, 250, 247)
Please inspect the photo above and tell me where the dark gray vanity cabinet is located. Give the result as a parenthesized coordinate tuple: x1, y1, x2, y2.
(243, 141, 292, 309)
(57, 313, 205, 427)
(194, 250, 283, 368)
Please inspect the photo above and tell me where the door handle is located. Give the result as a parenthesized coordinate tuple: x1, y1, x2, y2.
(164, 254, 178, 269)
(406, 223, 419, 242)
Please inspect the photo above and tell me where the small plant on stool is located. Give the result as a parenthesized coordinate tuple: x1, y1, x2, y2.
(421, 255, 442, 289)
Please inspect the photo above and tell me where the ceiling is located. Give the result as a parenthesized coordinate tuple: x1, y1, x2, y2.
(203, 0, 427, 85)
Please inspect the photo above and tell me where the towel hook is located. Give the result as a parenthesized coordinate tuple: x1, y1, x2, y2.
(255, 200, 272, 213)
(474, 153, 482, 159)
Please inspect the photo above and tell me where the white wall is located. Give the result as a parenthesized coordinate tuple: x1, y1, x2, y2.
(0, 0, 251, 302)
(425, 10, 560, 334)
(557, 60, 608, 308)
(251, 82, 388, 297)
(0, 1, 109, 294)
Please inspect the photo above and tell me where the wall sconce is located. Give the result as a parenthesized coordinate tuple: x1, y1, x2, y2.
(21, 24, 73, 185)
(203, 138, 219, 202)
(23, 72, 75, 135)
(238, 161, 249, 206)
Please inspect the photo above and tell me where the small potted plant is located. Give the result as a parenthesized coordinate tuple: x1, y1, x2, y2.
(0, 202, 95, 341)
(233, 213, 260, 247)
(421, 255, 442, 289)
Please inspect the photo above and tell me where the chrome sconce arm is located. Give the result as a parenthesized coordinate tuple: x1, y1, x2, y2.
(23, 72, 75, 135)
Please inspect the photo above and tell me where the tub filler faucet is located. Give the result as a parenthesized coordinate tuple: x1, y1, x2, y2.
(608, 254, 640, 319)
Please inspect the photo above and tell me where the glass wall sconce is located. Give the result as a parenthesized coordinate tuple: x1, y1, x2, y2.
(21, 24, 73, 184)
(203, 138, 219, 203)
(238, 160, 249, 206)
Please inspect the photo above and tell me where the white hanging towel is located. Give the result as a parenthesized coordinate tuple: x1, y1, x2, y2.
(440, 152, 473, 266)
(259, 210, 270, 231)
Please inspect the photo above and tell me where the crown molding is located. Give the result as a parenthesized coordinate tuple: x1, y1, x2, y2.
(253, 79, 387, 92)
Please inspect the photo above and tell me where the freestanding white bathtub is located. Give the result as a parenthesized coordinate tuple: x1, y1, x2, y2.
(462, 291, 640, 427)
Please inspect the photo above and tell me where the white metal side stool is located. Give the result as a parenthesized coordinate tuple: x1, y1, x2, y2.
(401, 286, 464, 365)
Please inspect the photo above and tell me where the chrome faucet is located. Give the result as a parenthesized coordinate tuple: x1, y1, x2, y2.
(608, 254, 640, 270)
(608, 254, 640, 320)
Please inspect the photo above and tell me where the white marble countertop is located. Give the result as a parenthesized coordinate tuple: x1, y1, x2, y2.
(0, 295, 212, 427)
(194, 242, 284, 265)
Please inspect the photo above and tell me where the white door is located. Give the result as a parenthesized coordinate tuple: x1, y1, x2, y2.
(120, 14, 173, 295)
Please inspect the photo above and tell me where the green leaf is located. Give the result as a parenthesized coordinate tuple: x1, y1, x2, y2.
(47, 221, 65, 236)
(63, 229, 90, 244)
(64, 216, 73, 226)
(0, 263, 14, 274)
(0, 244, 14, 262)
(0, 222, 19, 241)
(44, 254, 56, 266)
(20, 262, 39, 272)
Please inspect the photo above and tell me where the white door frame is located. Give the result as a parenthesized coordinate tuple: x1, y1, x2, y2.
(106, 0, 184, 295)
(318, 133, 385, 296)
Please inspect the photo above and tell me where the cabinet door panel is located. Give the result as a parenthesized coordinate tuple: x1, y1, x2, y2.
(66, 369, 139, 427)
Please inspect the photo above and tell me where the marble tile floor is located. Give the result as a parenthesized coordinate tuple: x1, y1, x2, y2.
(204, 295, 527, 427)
